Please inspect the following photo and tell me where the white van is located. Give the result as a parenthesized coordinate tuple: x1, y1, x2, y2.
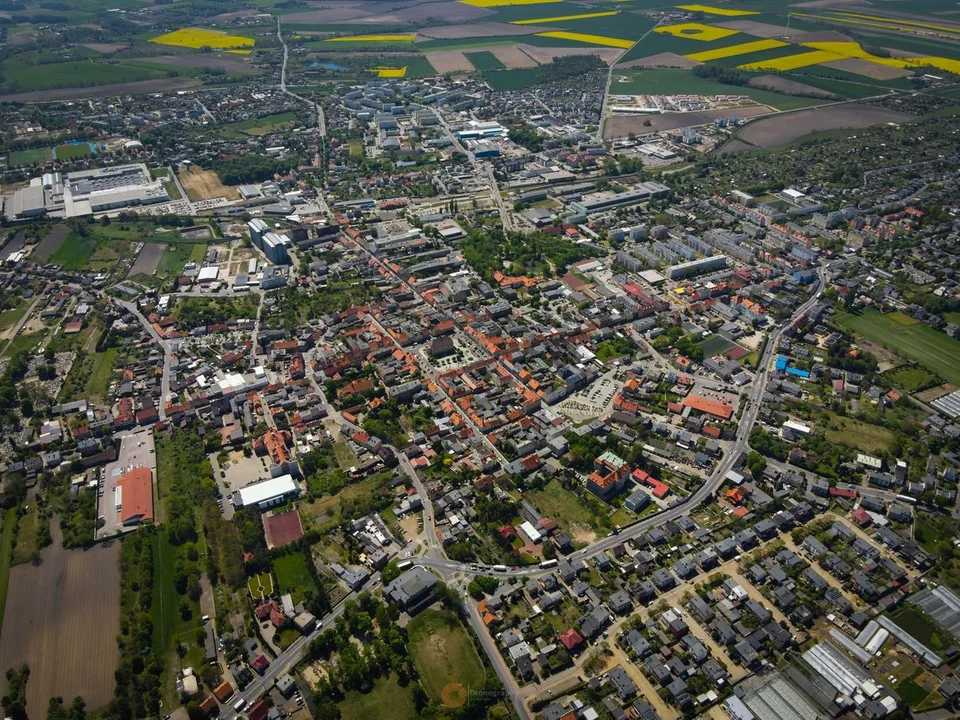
(233, 698, 247, 712)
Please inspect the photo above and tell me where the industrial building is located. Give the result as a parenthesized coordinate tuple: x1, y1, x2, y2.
(7, 163, 169, 219)
(569, 181, 669, 215)
(234, 475, 301, 511)
(248, 219, 292, 265)
(665, 255, 727, 280)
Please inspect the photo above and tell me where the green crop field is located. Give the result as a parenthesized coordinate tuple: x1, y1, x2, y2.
(835, 309, 960, 386)
(0, 59, 163, 92)
(465, 51, 505, 71)
(50, 232, 98, 270)
(407, 609, 486, 703)
(485, 68, 541, 91)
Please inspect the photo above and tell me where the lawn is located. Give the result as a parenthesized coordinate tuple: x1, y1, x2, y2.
(151, 529, 202, 655)
(0, 300, 30, 331)
(54, 142, 96, 161)
(50, 232, 98, 270)
(700, 334, 737, 357)
(526, 479, 602, 531)
(0, 508, 18, 633)
(824, 414, 897, 454)
(338, 673, 417, 720)
(889, 607, 952, 652)
(247, 571, 274, 601)
(273, 551, 317, 604)
(1, 330, 47, 357)
(835, 308, 960, 385)
(159, 243, 207, 275)
(10, 503, 40, 566)
(407, 609, 486, 703)
(465, 51, 505, 71)
(884, 366, 941, 393)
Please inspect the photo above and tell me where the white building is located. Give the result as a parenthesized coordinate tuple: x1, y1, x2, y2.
(234, 475, 301, 511)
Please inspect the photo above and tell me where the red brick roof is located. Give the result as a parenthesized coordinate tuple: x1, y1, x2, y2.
(116, 467, 153, 524)
(558, 628, 583, 650)
(681, 394, 734, 420)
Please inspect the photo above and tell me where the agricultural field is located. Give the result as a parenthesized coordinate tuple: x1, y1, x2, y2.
(0, 525, 120, 716)
(151, 27, 254, 52)
(835, 309, 960, 386)
(177, 166, 236, 201)
(50, 232, 98, 270)
(407, 609, 486, 704)
(465, 51, 506, 70)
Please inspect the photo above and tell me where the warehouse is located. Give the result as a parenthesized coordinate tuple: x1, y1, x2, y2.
(234, 475, 301, 511)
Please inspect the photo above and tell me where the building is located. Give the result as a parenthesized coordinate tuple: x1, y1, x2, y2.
(383, 566, 438, 611)
(586, 451, 631, 500)
(234, 475, 301, 511)
(666, 255, 727, 280)
(116, 467, 154, 526)
(569, 182, 669, 215)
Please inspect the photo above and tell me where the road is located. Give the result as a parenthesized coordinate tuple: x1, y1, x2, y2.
(598, 17, 663, 142)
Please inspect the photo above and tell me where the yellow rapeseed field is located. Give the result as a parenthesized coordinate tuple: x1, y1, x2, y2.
(676, 4, 759, 16)
(534, 30, 633, 48)
(459, 0, 559, 7)
(150, 27, 255, 51)
(738, 49, 844, 71)
(327, 33, 417, 42)
(654, 22, 739, 41)
(370, 67, 408, 78)
(684, 38, 787, 62)
(512, 11, 618, 25)
(802, 40, 960, 75)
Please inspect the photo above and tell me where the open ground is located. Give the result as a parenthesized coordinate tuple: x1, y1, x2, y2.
(128, 242, 166, 277)
(177, 166, 236, 201)
(0, 521, 120, 715)
(32, 225, 70, 262)
(407, 608, 486, 704)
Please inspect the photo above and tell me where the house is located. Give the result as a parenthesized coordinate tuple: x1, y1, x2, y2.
(586, 451, 631, 500)
(609, 590, 633, 615)
(558, 628, 583, 653)
(608, 665, 637, 700)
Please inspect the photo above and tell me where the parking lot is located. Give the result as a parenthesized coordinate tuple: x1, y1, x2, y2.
(557, 370, 621, 422)
(97, 430, 155, 539)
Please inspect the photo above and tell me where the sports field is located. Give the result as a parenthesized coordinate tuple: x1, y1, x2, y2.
(407, 609, 486, 704)
(835, 309, 960, 386)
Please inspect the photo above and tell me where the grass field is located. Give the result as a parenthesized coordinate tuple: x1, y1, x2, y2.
(220, 111, 300, 137)
(0, 300, 30, 331)
(7, 147, 51, 166)
(465, 51, 505, 71)
(407, 609, 486, 704)
(824, 414, 897, 454)
(54, 142, 96, 160)
(86, 346, 119, 399)
(159, 243, 207, 275)
(526, 479, 602, 531)
(0, 508, 16, 635)
(177, 167, 235, 201)
(151, 529, 202, 655)
(273, 551, 316, 604)
(885, 366, 941, 393)
(11, 503, 40, 566)
(0, 60, 164, 92)
(50, 232, 98, 270)
(700, 334, 737, 357)
(835, 309, 960, 386)
(339, 674, 417, 720)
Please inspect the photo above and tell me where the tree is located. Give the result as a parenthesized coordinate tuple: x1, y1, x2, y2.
(747, 451, 767, 481)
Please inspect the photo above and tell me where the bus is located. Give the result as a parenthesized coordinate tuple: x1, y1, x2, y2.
(396, 560, 413, 571)
(539, 559, 558, 569)
(895, 494, 918, 506)
(492, 565, 507, 572)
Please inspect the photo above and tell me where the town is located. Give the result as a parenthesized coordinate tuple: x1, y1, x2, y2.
(1, 1, 960, 720)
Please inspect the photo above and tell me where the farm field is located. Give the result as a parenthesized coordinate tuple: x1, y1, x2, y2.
(407, 609, 486, 704)
(32, 224, 71, 262)
(0, 301, 29, 331)
(128, 242, 166, 278)
(0, 523, 120, 716)
(465, 51, 506, 70)
(50, 232, 98, 270)
(835, 309, 960, 386)
(484, 67, 540, 90)
(339, 673, 417, 720)
(151, 27, 254, 51)
(0, 59, 166, 92)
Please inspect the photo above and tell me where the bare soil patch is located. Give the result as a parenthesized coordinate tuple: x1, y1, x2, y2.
(619, 52, 699, 69)
(417, 21, 547, 39)
(915, 383, 957, 403)
(520, 44, 622, 65)
(729, 103, 916, 149)
(128, 242, 165, 277)
(33, 225, 70, 262)
(605, 105, 769, 138)
(749, 73, 838, 97)
(425, 50, 476, 73)
(712, 19, 796, 37)
(823, 57, 910, 79)
(280, 6, 378, 23)
(0, 78, 200, 103)
(370, 1, 493, 23)
(139, 54, 260, 74)
(177, 166, 235, 202)
(83, 42, 129, 54)
(491, 45, 538, 68)
(0, 522, 120, 715)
